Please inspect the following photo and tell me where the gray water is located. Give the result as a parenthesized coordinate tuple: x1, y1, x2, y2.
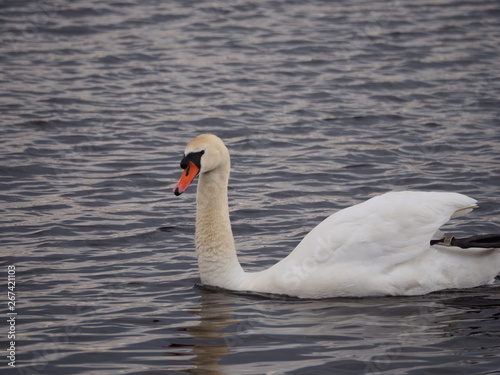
(2, 0, 500, 374)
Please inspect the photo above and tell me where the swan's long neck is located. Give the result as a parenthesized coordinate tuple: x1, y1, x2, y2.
(195, 162, 245, 289)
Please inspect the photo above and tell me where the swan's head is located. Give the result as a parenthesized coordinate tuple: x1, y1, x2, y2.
(173, 134, 229, 196)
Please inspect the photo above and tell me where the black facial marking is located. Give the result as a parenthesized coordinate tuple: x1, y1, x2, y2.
(180, 150, 205, 169)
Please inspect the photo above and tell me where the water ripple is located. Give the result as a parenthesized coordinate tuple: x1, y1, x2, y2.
(2, 0, 500, 374)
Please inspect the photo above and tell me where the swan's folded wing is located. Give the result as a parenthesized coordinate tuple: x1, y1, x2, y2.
(283, 191, 477, 272)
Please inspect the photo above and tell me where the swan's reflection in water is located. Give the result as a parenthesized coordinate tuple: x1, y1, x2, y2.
(170, 288, 283, 374)
(170, 286, 500, 374)
(181, 291, 235, 375)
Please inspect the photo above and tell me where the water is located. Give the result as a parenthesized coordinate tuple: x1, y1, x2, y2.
(1, 0, 500, 374)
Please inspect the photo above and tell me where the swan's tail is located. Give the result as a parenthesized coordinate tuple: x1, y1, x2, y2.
(450, 204, 478, 218)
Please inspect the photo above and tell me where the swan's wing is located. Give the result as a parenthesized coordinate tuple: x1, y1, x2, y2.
(284, 191, 477, 272)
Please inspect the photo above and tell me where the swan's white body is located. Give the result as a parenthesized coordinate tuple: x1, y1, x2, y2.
(174, 134, 500, 298)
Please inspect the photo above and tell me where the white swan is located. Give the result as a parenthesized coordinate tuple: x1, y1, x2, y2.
(173, 134, 500, 298)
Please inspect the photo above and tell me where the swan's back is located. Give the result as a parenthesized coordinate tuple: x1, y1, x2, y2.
(289, 191, 476, 267)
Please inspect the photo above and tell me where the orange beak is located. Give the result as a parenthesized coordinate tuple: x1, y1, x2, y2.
(173, 161, 200, 196)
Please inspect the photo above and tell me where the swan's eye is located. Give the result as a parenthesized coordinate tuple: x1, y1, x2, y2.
(180, 150, 205, 169)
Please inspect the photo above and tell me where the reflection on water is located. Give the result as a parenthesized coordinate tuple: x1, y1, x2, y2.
(168, 287, 500, 375)
(178, 292, 235, 375)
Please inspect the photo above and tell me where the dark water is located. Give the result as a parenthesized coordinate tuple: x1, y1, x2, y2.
(2, 0, 500, 374)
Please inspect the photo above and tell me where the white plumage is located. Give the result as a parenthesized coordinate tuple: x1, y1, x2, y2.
(174, 134, 500, 299)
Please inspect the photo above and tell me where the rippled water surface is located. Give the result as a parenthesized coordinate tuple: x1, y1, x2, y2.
(2, 0, 500, 374)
